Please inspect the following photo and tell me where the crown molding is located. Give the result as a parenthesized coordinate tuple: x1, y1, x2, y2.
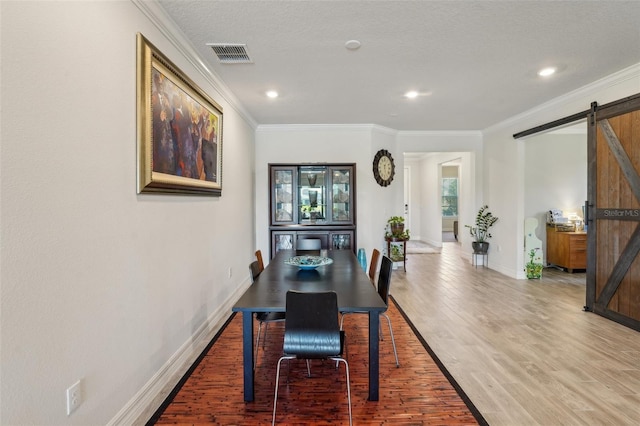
(256, 123, 396, 133)
(398, 130, 483, 137)
(485, 62, 640, 134)
(131, 0, 258, 129)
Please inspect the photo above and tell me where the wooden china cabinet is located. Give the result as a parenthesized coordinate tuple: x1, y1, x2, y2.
(269, 163, 356, 258)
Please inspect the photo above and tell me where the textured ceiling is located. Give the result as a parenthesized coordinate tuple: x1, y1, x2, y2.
(157, 0, 640, 131)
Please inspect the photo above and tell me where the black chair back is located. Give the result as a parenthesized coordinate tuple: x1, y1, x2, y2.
(377, 256, 393, 306)
(249, 260, 261, 283)
(283, 290, 341, 359)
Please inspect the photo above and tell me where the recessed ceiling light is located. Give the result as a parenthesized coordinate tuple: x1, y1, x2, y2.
(405, 91, 419, 99)
(266, 90, 278, 98)
(345, 40, 361, 50)
(538, 67, 557, 77)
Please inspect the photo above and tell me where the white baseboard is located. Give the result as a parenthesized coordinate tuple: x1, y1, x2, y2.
(107, 280, 250, 426)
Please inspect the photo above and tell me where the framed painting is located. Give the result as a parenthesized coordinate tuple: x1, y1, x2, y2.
(137, 33, 223, 195)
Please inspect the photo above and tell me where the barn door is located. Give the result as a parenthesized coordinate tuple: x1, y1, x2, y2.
(586, 94, 640, 332)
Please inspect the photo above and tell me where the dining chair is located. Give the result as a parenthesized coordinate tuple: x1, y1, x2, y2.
(340, 255, 399, 367)
(255, 249, 265, 272)
(249, 260, 285, 369)
(368, 248, 381, 284)
(296, 238, 321, 251)
(272, 290, 352, 425)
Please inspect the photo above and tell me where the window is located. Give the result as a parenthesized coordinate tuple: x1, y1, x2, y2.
(441, 178, 458, 217)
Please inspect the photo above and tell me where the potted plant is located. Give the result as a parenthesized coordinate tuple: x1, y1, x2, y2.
(385, 216, 410, 240)
(386, 216, 406, 237)
(465, 205, 498, 253)
(384, 216, 410, 266)
(525, 248, 544, 279)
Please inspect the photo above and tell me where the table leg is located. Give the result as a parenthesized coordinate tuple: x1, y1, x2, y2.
(368, 311, 380, 401)
(242, 312, 255, 402)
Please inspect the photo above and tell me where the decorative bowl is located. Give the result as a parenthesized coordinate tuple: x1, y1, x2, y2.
(284, 256, 333, 270)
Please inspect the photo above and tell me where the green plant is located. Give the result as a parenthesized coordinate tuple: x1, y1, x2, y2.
(525, 248, 543, 279)
(390, 243, 403, 261)
(465, 205, 498, 242)
(385, 228, 410, 239)
(387, 216, 405, 225)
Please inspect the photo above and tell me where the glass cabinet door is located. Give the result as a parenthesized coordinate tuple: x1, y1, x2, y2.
(272, 167, 296, 224)
(272, 231, 295, 257)
(298, 168, 326, 224)
(330, 231, 353, 250)
(330, 167, 353, 224)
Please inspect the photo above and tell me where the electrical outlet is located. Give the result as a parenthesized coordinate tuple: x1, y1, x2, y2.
(66, 380, 82, 416)
(228, 267, 232, 278)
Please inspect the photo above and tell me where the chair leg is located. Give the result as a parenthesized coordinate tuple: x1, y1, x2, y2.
(335, 335, 348, 369)
(333, 357, 353, 426)
(274, 356, 351, 425)
(263, 322, 270, 348)
(381, 313, 399, 367)
(254, 321, 263, 370)
(272, 355, 294, 425)
(342, 312, 382, 340)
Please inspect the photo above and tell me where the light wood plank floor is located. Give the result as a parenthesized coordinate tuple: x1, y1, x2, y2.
(393, 241, 640, 426)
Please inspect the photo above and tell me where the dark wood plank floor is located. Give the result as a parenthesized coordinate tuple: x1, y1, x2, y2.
(151, 298, 481, 425)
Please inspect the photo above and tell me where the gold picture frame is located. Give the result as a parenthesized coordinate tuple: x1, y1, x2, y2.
(137, 33, 223, 195)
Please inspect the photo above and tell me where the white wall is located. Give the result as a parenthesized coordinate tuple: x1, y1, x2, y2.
(419, 155, 443, 246)
(1, 1, 255, 424)
(403, 158, 422, 239)
(483, 64, 640, 278)
(524, 129, 588, 264)
(255, 125, 398, 262)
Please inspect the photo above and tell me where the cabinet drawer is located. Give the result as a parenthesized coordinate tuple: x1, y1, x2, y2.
(570, 237, 587, 249)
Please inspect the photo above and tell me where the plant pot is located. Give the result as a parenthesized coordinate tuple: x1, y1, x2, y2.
(390, 223, 404, 236)
(472, 241, 489, 253)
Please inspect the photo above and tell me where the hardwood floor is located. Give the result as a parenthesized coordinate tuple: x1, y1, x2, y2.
(393, 241, 640, 425)
(150, 295, 480, 425)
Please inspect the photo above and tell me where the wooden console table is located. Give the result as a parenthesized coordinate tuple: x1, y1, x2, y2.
(385, 236, 408, 272)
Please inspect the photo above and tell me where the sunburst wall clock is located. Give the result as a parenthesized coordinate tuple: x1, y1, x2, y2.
(373, 149, 395, 187)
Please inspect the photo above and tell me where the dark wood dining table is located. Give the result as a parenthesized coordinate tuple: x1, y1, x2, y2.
(232, 249, 387, 402)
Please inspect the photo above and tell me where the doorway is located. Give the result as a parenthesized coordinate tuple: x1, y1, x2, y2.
(403, 152, 470, 247)
(523, 122, 587, 269)
(441, 161, 460, 243)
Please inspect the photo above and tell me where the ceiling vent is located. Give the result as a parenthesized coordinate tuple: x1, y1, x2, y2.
(207, 43, 252, 64)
